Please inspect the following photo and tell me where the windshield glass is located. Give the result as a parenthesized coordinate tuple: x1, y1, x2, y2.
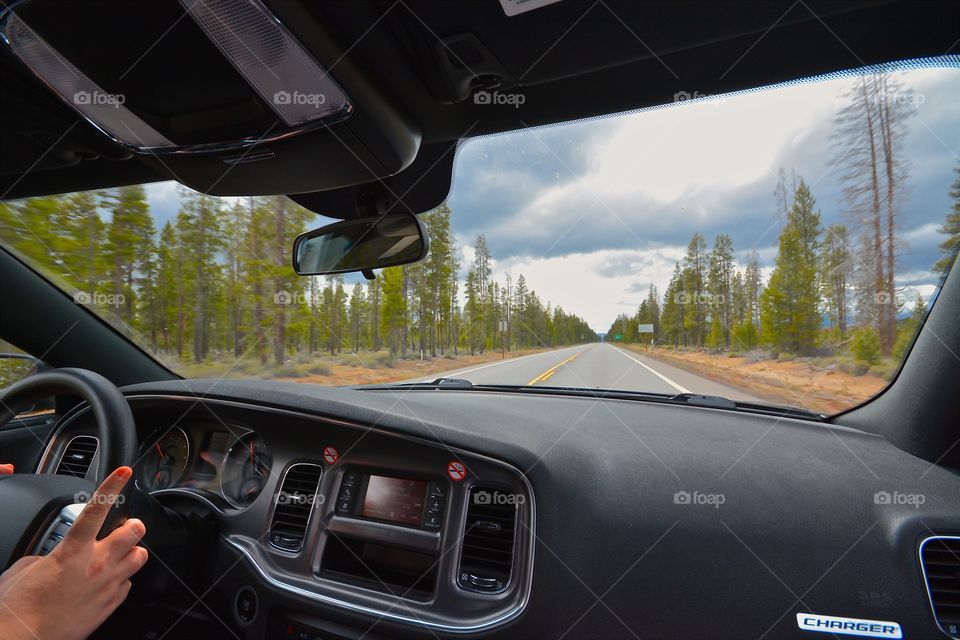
(1, 63, 957, 415)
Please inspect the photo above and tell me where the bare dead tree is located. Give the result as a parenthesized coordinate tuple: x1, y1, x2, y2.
(832, 73, 914, 355)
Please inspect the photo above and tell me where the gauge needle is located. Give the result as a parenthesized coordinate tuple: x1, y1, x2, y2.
(155, 443, 167, 463)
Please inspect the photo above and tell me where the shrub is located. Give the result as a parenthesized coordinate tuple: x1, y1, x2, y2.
(744, 349, 775, 363)
(851, 327, 881, 366)
(731, 321, 758, 352)
(309, 364, 332, 376)
(274, 365, 308, 378)
(892, 319, 918, 360)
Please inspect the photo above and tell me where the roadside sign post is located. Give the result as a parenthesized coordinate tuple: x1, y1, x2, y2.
(499, 320, 508, 357)
(638, 324, 654, 351)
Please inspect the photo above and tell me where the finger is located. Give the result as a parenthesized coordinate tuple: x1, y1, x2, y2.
(0, 463, 13, 474)
(115, 546, 148, 579)
(64, 467, 132, 543)
(113, 579, 132, 609)
(101, 518, 146, 557)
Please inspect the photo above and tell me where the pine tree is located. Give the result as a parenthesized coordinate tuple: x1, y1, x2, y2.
(104, 186, 153, 325)
(934, 166, 960, 273)
(820, 224, 851, 337)
(56, 190, 105, 296)
(348, 282, 367, 352)
(760, 180, 823, 354)
(708, 234, 735, 346)
(681, 233, 707, 346)
(380, 266, 407, 357)
(660, 263, 684, 347)
(175, 190, 225, 362)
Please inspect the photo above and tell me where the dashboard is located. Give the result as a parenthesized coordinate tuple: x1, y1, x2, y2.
(37, 391, 535, 638)
(33, 379, 960, 639)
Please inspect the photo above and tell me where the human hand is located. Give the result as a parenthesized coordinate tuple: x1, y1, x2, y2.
(0, 467, 148, 640)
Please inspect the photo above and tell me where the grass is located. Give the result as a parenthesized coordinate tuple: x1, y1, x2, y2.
(162, 347, 501, 381)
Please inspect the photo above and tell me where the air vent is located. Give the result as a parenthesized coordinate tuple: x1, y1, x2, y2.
(55, 435, 98, 478)
(457, 486, 518, 593)
(921, 536, 960, 639)
(268, 463, 322, 552)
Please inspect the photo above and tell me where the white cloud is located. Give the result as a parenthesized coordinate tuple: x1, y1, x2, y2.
(494, 247, 686, 331)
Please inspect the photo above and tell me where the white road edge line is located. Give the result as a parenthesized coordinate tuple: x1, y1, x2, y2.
(411, 344, 589, 383)
(610, 345, 690, 393)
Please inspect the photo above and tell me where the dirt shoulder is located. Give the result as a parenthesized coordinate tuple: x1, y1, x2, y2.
(622, 345, 889, 414)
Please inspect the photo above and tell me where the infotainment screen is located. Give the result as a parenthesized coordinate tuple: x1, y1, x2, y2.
(361, 475, 427, 525)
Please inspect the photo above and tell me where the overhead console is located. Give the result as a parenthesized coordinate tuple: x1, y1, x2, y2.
(1, 0, 420, 196)
(40, 395, 534, 635)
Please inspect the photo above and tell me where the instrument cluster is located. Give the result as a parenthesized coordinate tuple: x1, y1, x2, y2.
(135, 424, 272, 508)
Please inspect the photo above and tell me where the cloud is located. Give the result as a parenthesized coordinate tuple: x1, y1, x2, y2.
(446, 66, 960, 330)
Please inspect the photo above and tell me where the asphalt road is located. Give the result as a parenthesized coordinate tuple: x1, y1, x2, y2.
(413, 343, 765, 403)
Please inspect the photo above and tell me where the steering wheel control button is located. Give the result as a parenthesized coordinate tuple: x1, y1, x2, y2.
(235, 586, 257, 624)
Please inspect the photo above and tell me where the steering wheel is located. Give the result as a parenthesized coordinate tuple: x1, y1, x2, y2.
(0, 368, 137, 568)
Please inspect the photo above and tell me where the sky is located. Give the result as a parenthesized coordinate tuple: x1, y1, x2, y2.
(146, 65, 960, 333)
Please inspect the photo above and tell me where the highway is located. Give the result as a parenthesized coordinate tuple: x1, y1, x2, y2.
(412, 342, 765, 403)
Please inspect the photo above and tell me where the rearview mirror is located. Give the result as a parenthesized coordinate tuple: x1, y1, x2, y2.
(292, 212, 429, 276)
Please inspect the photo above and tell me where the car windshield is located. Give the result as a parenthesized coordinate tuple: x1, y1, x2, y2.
(1, 62, 957, 415)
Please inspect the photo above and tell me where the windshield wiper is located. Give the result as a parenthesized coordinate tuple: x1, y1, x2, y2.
(371, 377, 475, 390)
(358, 380, 824, 421)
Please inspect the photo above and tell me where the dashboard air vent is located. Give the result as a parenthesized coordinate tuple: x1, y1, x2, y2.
(457, 486, 518, 593)
(269, 463, 322, 552)
(921, 536, 960, 638)
(55, 435, 98, 478)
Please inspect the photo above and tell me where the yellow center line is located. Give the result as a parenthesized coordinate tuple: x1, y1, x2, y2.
(527, 351, 583, 385)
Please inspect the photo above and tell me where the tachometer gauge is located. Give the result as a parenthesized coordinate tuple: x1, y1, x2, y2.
(138, 427, 190, 492)
(219, 432, 272, 508)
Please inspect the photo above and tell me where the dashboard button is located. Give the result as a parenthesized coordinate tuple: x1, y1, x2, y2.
(235, 586, 257, 623)
(428, 481, 446, 497)
(343, 471, 359, 486)
(336, 499, 353, 515)
(427, 496, 443, 513)
(338, 484, 355, 500)
(424, 513, 442, 528)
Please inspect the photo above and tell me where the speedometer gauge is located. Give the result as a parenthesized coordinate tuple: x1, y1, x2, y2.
(219, 432, 272, 508)
(138, 427, 190, 491)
